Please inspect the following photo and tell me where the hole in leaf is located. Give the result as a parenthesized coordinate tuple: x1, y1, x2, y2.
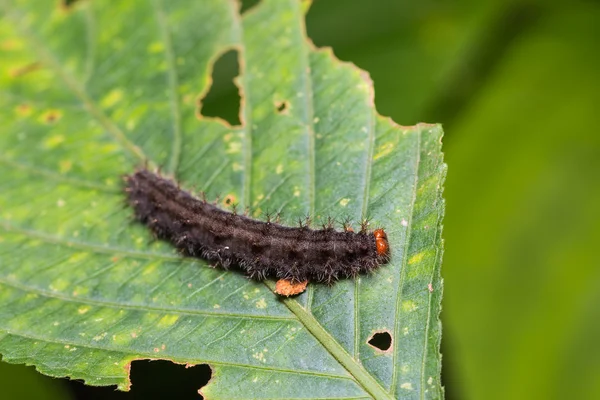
(275, 100, 289, 114)
(15, 104, 31, 117)
(198, 50, 241, 126)
(65, 360, 211, 399)
(368, 330, 393, 352)
(41, 110, 63, 124)
(223, 194, 237, 206)
(240, 0, 261, 14)
(62, 0, 81, 9)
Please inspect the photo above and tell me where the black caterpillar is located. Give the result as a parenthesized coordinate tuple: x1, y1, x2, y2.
(124, 169, 390, 284)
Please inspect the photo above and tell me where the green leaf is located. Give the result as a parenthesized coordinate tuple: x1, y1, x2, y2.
(0, 0, 445, 398)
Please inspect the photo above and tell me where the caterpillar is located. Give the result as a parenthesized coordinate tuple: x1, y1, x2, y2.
(124, 169, 390, 287)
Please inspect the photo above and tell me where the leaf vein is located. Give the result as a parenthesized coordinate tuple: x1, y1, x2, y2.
(0, 156, 118, 193)
(153, 0, 183, 175)
(390, 127, 422, 395)
(0, 277, 294, 321)
(419, 163, 445, 400)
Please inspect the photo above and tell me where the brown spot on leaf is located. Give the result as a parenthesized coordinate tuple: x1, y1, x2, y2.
(41, 109, 63, 124)
(15, 104, 32, 117)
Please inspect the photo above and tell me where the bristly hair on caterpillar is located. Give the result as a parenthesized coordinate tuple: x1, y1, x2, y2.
(123, 168, 390, 287)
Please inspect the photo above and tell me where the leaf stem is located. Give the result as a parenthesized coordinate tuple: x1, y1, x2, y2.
(266, 281, 393, 400)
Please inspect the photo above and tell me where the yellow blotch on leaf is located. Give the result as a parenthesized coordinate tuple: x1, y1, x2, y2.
(77, 306, 90, 314)
(101, 89, 124, 109)
(255, 298, 267, 309)
(408, 252, 424, 265)
(226, 142, 242, 154)
(157, 314, 179, 327)
(39, 109, 63, 124)
(72, 286, 89, 297)
(43, 134, 65, 149)
(15, 104, 32, 117)
(49, 278, 70, 292)
(126, 119, 137, 131)
(58, 159, 73, 173)
(402, 300, 417, 312)
(232, 162, 243, 172)
(68, 252, 89, 263)
(148, 42, 164, 53)
(373, 142, 394, 161)
(112, 333, 132, 345)
(1, 39, 23, 51)
(142, 263, 158, 275)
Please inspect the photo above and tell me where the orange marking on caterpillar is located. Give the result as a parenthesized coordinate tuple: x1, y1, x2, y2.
(374, 229, 389, 256)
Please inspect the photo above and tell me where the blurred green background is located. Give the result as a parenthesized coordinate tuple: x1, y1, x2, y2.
(2, 0, 599, 399)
